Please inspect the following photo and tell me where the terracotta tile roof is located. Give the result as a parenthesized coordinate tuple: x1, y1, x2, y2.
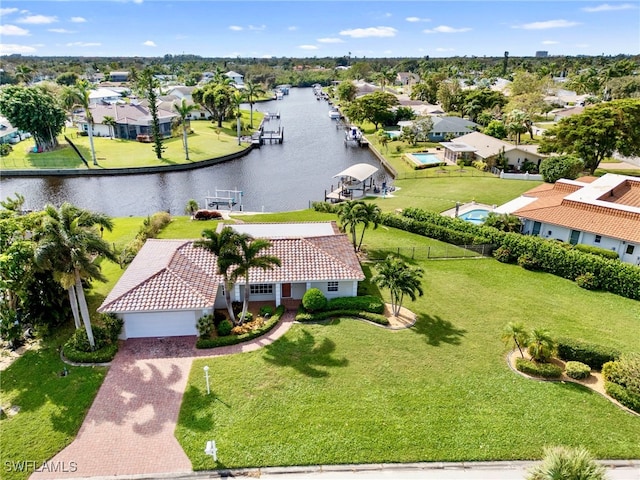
(513, 175, 640, 243)
(99, 229, 364, 313)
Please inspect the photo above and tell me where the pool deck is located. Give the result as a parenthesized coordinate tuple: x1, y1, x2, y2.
(404, 148, 454, 168)
(441, 201, 496, 218)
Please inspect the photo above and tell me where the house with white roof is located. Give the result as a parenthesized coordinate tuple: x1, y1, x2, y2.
(226, 70, 244, 86)
(495, 173, 640, 265)
(98, 222, 365, 339)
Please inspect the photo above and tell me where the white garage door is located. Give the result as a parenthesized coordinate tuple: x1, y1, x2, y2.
(123, 311, 198, 339)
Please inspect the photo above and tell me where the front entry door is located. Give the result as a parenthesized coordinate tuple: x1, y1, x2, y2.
(282, 283, 291, 298)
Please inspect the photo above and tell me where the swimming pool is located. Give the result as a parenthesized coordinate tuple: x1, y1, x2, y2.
(458, 209, 490, 224)
(406, 152, 443, 166)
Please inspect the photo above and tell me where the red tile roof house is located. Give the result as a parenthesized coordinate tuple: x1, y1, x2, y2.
(495, 174, 640, 265)
(98, 222, 365, 339)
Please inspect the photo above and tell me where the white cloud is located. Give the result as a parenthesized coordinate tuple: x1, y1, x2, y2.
(288, 26, 298, 31)
(340, 26, 397, 38)
(0, 7, 19, 16)
(248, 24, 266, 31)
(298, 44, 319, 50)
(65, 41, 101, 47)
(0, 43, 37, 54)
(229, 25, 243, 31)
(436, 47, 456, 52)
(583, 3, 636, 12)
(514, 19, 579, 30)
(406, 16, 430, 22)
(17, 14, 57, 24)
(542, 40, 559, 45)
(49, 28, 74, 34)
(143, 40, 156, 47)
(0, 25, 30, 36)
(71, 17, 87, 23)
(423, 25, 471, 34)
(317, 37, 344, 44)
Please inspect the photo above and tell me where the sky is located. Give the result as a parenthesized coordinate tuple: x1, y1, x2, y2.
(0, 0, 638, 59)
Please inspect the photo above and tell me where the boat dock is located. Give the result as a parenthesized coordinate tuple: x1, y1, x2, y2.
(252, 115, 284, 146)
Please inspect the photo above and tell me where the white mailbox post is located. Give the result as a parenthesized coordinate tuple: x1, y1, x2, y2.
(203, 365, 210, 395)
(205, 440, 218, 462)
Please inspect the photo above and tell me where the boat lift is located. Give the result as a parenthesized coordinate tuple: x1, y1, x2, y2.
(205, 188, 244, 211)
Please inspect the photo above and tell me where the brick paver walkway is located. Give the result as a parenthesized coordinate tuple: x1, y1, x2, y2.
(30, 312, 296, 479)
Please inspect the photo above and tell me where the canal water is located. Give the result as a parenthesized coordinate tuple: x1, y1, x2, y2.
(0, 88, 384, 217)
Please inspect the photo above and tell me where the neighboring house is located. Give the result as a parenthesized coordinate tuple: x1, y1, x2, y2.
(98, 222, 365, 339)
(226, 70, 244, 86)
(495, 174, 640, 265)
(552, 105, 585, 122)
(396, 72, 420, 86)
(109, 71, 130, 82)
(75, 102, 178, 139)
(429, 117, 477, 142)
(162, 86, 212, 120)
(88, 87, 123, 105)
(0, 116, 30, 144)
(441, 131, 546, 170)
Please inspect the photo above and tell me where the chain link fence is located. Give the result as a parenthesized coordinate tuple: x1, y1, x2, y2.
(367, 244, 495, 261)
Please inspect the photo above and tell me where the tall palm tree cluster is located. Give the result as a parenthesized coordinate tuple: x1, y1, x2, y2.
(337, 200, 382, 252)
(502, 322, 555, 362)
(194, 226, 280, 325)
(34, 203, 117, 349)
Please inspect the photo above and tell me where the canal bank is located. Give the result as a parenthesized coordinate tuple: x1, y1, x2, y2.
(0, 88, 387, 216)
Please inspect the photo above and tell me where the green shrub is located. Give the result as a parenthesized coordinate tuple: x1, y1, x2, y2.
(574, 244, 619, 260)
(196, 306, 284, 349)
(63, 342, 119, 363)
(556, 338, 620, 369)
(302, 288, 327, 312)
(564, 361, 591, 379)
(517, 253, 540, 271)
(515, 358, 563, 378)
(311, 201, 340, 213)
(67, 325, 110, 352)
(296, 309, 389, 326)
(575, 272, 599, 290)
(0, 144, 13, 156)
(602, 354, 640, 395)
(217, 319, 233, 336)
(213, 310, 227, 325)
(493, 246, 514, 263)
(527, 446, 606, 480)
(325, 295, 385, 314)
(239, 312, 253, 323)
(604, 381, 640, 413)
(259, 305, 275, 317)
(103, 314, 123, 342)
(196, 314, 215, 337)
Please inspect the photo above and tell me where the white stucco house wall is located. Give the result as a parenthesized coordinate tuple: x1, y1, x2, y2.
(98, 222, 365, 339)
(495, 174, 640, 265)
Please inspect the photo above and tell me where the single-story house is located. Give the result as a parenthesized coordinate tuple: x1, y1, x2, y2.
(226, 70, 244, 86)
(89, 87, 123, 105)
(75, 102, 178, 140)
(0, 116, 30, 144)
(440, 131, 546, 170)
(98, 222, 365, 339)
(109, 71, 130, 83)
(397, 72, 420, 86)
(495, 174, 640, 265)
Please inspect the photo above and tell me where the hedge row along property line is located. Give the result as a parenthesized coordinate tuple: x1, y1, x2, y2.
(382, 208, 640, 301)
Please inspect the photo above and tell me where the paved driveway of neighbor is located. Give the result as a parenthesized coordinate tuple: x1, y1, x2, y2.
(30, 312, 296, 479)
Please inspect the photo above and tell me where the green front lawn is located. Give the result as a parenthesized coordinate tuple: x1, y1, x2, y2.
(176, 212, 640, 469)
(0, 112, 259, 171)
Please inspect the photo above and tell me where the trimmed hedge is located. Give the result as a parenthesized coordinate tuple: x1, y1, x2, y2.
(63, 342, 119, 363)
(574, 243, 620, 260)
(196, 305, 284, 349)
(296, 309, 389, 326)
(604, 381, 640, 413)
(325, 295, 385, 314)
(515, 358, 563, 378)
(556, 338, 621, 369)
(564, 361, 591, 380)
(377, 207, 640, 301)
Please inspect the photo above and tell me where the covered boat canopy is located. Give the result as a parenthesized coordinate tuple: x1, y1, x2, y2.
(333, 163, 378, 182)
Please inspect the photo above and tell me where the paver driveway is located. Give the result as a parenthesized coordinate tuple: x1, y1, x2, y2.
(30, 312, 295, 479)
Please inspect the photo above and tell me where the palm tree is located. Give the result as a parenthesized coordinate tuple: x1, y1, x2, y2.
(193, 227, 245, 324)
(372, 255, 424, 316)
(356, 202, 381, 252)
(67, 79, 98, 165)
(528, 328, 555, 363)
(232, 236, 281, 324)
(231, 90, 244, 145)
(173, 99, 199, 160)
(34, 203, 116, 349)
(506, 109, 531, 145)
(338, 200, 381, 252)
(337, 200, 361, 251)
(103, 115, 116, 139)
(484, 213, 522, 233)
(501, 322, 528, 358)
(14, 64, 34, 85)
(244, 81, 265, 128)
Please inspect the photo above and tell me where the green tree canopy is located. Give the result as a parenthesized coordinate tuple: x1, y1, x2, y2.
(336, 81, 357, 103)
(342, 91, 399, 130)
(372, 255, 424, 316)
(0, 85, 66, 152)
(539, 99, 640, 174)
(192, 83, 236, 128)
(539, 155, 584, 183)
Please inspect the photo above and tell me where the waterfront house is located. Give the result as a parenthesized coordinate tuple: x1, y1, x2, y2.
(98, 222, 365, 339)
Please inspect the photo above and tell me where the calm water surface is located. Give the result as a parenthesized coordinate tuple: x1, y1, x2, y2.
(0, 88, 384, 216)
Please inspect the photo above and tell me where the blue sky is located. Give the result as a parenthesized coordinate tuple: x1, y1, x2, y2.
(1, 1, 638, 58)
